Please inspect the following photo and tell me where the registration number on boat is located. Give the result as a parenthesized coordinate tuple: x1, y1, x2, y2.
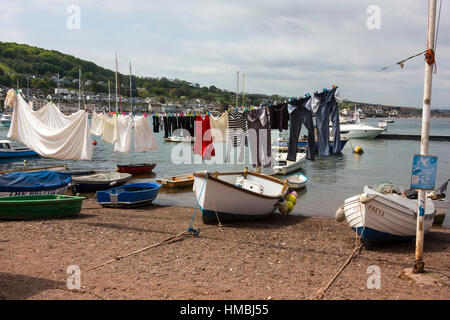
(368, 205, 384, 217)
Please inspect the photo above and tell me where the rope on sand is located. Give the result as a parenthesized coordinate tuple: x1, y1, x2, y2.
(85, 229, 197, 272)
(313, 242, 364, 300)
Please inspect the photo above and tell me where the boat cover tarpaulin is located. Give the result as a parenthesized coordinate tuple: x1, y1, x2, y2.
(0, 170, 72, 192)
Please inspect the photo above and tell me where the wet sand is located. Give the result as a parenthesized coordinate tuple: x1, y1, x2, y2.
(0, 200, 449, 300)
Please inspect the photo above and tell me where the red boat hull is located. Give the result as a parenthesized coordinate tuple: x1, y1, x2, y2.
(117, 163, 156, 174)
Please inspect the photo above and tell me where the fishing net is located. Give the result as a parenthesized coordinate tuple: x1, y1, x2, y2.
(370, 182, 406, 195)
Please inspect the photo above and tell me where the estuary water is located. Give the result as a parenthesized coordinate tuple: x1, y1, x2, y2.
(1, 117, 449, 218)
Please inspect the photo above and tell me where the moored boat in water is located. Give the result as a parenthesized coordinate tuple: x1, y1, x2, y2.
(283, 172, 309, 190)
(117, 163, 156, 174)
(0, 140, 39, 159)
(272, 149, 306, 176)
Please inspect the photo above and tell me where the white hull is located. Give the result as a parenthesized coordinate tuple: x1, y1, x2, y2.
(339, 123, 384, 139)
(272, 152, 306, 175)
(286, 173, 308, 189)
(194, 171, 287, 222)
(343, 186, 435, 241)
(0, 185, 69, 197)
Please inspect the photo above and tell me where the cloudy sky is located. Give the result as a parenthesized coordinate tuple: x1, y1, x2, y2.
(1, 0, 449, 108)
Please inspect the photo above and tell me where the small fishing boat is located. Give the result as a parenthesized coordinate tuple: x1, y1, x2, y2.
(0, 114, 12, 127)
(0, 195, 85, 220)
(272, 138, 348, 153)
(284, 172, 308, 190)
(272, 149, 306, 175)
(0, 140, 39, 158)
(0, 170, 72, 197)
(71, 172, 132, 193)
(338, 186, 436, 246)
(117, 163, 156, 174)
(96, 182, 162, 208)
(193, 169, 289, 223)
(156, 173, 195, 188)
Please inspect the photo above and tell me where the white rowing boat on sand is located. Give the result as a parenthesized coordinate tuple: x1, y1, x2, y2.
(193, 169, 289, 223)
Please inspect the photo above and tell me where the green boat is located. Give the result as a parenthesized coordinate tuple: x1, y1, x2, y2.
(0, 195, 85, 220)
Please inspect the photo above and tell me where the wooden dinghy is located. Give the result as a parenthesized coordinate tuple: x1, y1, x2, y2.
(193, 168, 289, 223)
(0, 195, 85, 220)
(96, 182, 162, 208)
(156, 173, 195, 188)
(116, 163, 156, 175)
(339, 186, 436, 246)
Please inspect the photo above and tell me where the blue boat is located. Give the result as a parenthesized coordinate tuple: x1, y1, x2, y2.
(96, 182, 162, 208)
(0, 140, 39, 159)
(0, 170, 72, 197)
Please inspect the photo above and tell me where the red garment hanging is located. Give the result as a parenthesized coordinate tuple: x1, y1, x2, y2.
(193, 114, 215, 160)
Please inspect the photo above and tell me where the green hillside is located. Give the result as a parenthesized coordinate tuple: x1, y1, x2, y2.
(0, 42, 284, 106)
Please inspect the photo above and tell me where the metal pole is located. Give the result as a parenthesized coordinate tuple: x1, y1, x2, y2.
(129, 62, 133, 114)
(108, 80, 111, 113)
(414, 0, 437, 274)
(242, 73, 245, 108)
(236, 71, 239, 109)
(78, 69, 81, 110)
(115, 53, 119, 113)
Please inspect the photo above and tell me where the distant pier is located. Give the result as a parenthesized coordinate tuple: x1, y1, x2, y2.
(376, 134, 450, 141)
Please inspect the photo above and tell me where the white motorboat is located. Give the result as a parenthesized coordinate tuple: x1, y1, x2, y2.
(339, 186, 436, 246)
(193, 169, 289, 223)
(339, 122, 385, 139)
(272, 149, 306, 175)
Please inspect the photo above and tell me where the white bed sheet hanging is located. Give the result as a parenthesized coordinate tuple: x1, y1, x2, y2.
(7, 94, 92, 160)
(134, 115, 158, 152)
(114, 114, 133, 153)
(91, 111, 105, 136)
(102, 114, 119, 143)
(32, 101, 84, 129)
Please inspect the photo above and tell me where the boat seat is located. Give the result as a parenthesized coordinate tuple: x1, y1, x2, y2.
(235, 176, 264, 194)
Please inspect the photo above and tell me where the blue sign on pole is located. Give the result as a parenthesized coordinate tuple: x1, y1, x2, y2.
(410, 154, 438, 190)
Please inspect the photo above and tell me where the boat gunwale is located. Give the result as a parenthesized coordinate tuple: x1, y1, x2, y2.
(194, 171, 287, 200)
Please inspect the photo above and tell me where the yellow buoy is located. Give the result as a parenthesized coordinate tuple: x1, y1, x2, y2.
(286, 201, 294, 213)
(286, 194, 297, 206)
(353, 146, 364, 154)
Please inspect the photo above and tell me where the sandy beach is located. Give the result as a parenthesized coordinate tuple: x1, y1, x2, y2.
(0, 199, 449, 300)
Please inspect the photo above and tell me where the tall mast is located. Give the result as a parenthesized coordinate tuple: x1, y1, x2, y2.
(115, 53, 119, 113)
(108, 80, 111, 113)
(129, 61, 133, 114)
(414, 0, 437, 274)
(242, 73, 245, 108)
(236, 71, 239, 109)
(78, 69, 81, 110)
